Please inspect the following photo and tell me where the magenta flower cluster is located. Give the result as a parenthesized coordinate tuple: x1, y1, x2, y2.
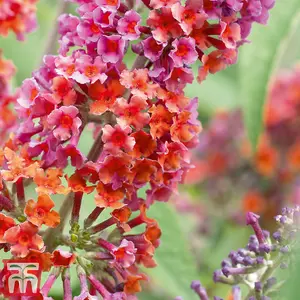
(0, 0, 277, 298)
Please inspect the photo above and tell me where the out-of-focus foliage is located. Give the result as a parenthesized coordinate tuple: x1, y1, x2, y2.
(0, 0, 59, 84)
(147, 203, 200, 300)
(281, 255, 300, 299)
(239, 1, 300, 150)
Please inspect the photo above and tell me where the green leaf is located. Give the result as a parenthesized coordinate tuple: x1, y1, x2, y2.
(240, 3, 300, 150)
(185, 65, 239, 117)
(139, 291, 166, 300)
(146, 202, 200, 300)
(279, 253, 300, 299)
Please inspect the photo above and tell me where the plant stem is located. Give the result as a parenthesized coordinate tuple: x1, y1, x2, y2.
(40, 1, 70, 62)
(15, 178, 25, 209)
(87, 114, 104, 124)
(244, 255, 282, 300)
(87, 131, 104, 162)
(43, 192, 74, 251)
(131, 55, 148, 70)
(44, 130, 105, 250)
(71, 191, 84, 225)
(43, 55, 148, 252)
(84, 207, 104, 229)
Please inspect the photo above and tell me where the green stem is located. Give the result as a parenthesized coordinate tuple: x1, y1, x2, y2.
(244, 255, 282, 300)
(40, 1, 70, 60)
(43, 54, 147, 252)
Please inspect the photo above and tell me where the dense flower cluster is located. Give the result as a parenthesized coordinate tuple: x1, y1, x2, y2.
(58, 0, 276, 85)
(0, 0, 38, 40)
(185, 66, 300, 224)
(0, 51, 17, 144)
(0, 0, 276, 298)
(178, 206, 300, 300)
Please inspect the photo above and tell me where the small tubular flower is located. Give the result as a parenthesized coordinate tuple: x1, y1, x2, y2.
(93, 7, 115, 28)
(117, 10, 141, 41)
(88, 78, 125, 115)
(0, 213, 15, 243)
(51, 76, 77, 106)
(95, 0, 120, 12)
(147, 7, 183, 42)
(110, 239, 137, 268)
(2, 221, 44, 257)
(142, 37, 166, 62)
(97, 34, 126, 63)
(124, 274, 147, 295)
(47, 106, 82, 141)
(171, 2, 207, 35)
(72, 55, 107, 84)
(1, 147, 40, 182)
(94, 181, 125, 209)
(52, 249, 76, 267)
(34, 168, 70, 195)
(254, 139, 278, 177)
(0, 0, 38, 40)
(102, 124, 135, 154)
(169, 37, 198, 67)
(113, 96, 150, 129)
(67, 172, 95, 194)
(149, 104, 174, 139)
(25, 194, 60, 228)
(120, 69, 158, 99)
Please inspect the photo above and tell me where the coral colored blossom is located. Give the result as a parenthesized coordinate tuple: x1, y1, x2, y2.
(25, 194, 60, 228)
(95, 181, 125, 209)
(0, 213, 15, 243)
(169, 37, 198, 67)
(255, 140, 278, 177)
(113, 96, 150, 129)
(88, 78, 125, 114)
(34, 168, 70, 195)
(102, 124, 135, 154)
(52, 249, 76, 267)
(72, 54, 107, 84)
(120, 69, 158, 99)
(51, 76, 77, 105)
(0, 0, 38, 40)
(111, 239, 137, 268)
(117, 10, 141, 41)
(1, 147, 40, 182)
(47, 106, 82, 141)
(2, 221, 44, 257)
(97, 34, 126, 63)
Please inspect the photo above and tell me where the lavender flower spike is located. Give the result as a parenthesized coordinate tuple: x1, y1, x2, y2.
(191, 281, 209, 300)
(179, 206, 300, 300)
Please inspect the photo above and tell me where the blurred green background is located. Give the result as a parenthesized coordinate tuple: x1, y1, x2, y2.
(1, 0, 300, 299)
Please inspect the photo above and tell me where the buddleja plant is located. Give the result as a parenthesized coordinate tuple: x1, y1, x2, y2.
(0, 0, 275, 299)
